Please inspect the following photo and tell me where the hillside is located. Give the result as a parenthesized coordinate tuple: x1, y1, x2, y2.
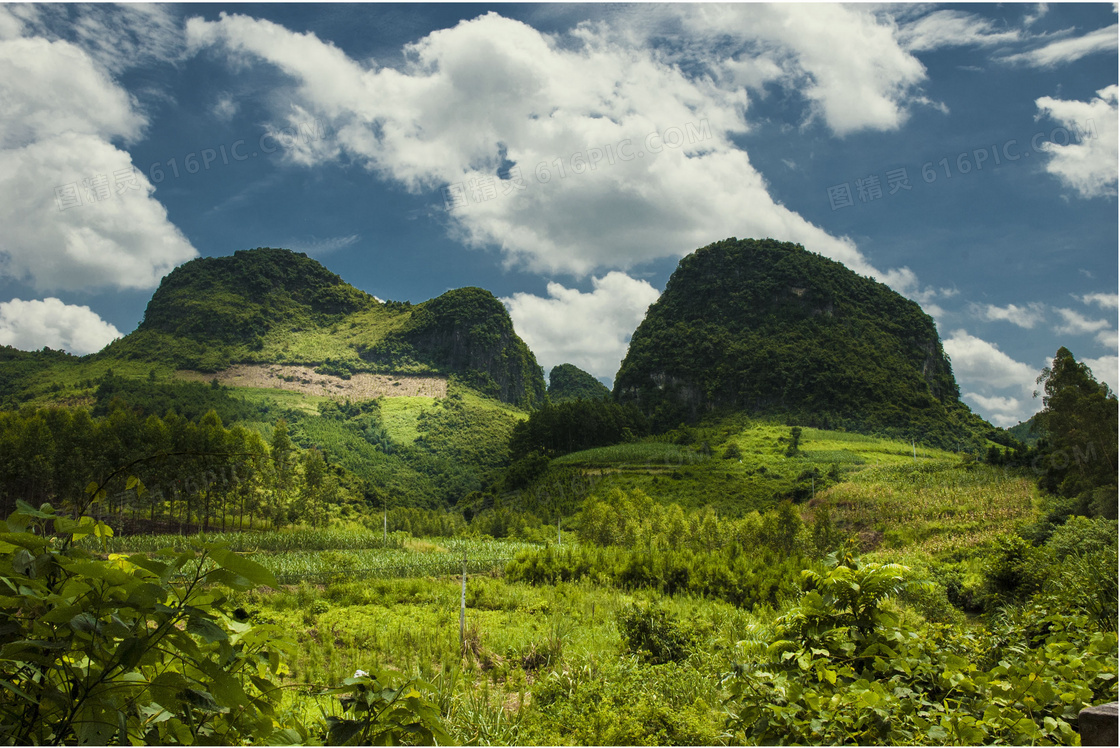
(548, 363, 611, 403)
(85, 248, 546, 408)
(614, 238, 998, 449)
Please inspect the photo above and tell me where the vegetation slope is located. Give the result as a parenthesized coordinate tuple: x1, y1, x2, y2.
(614, 238, 1000, 449)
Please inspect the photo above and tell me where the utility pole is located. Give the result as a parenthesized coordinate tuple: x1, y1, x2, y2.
(459, 550, 467, 654)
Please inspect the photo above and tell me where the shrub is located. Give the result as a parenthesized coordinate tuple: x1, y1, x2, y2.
(617, 604, 693, 664)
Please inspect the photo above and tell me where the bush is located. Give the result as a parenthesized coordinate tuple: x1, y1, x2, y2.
(617, 604, 693, 664)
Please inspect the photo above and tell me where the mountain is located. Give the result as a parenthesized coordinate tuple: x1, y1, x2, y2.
(97, 248, 546, 408)
(548, 364, 611, 403)
(614, 238, 996, 448)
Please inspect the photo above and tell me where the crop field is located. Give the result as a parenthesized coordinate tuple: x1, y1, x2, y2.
(821, 461, 1036, 556)
(102, 528, 541, 584)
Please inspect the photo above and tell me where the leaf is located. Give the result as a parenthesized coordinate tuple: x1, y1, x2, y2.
(186, 614, 229, 644)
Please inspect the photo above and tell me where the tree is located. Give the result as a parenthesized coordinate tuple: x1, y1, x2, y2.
(269, 418, 295, 528)
(1033, 347, 1118, 517)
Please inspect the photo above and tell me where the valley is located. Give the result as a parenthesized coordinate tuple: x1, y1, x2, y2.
(0, 241, 1114, 745)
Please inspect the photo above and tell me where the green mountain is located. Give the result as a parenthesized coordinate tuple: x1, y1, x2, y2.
(1007, 416, 1041, 446)
(548, 364, 611, 403)
(614, 238, 997, 449)
(98, 248, 546, 408)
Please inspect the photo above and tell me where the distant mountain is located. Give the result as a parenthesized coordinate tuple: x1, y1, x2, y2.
(548, 364, 610, 403)
(1007, 415, 1041, 446)
(614, 238, 997, 448)
(96, 248, 546, 408)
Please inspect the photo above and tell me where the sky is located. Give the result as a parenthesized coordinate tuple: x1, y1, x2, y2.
(0, 2, 1116, 428)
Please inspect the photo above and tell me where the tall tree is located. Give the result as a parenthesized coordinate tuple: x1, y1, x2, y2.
(1034, 347, 1118, 517)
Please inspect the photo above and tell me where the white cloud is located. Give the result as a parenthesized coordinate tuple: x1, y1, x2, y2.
(971, 302, 1047, 328)
(1080, 292, 1119, 309)
(679, 4, 930, 135)
(0, 30, 197, 291)
(187, 10, 908, 284)
(1000, 23, 1118, 67)
(1082, 355, 1119, 393)
(899, 10, 1022, 52)
(1096, 328, 1119, 350)
(8, 3, 185, 74)
(502, 272, 660, 382)
(212, 92, 238, 122)
(1034, 85, 1118, 198)
(961, 392, 1027, 428)
(943, 329, 1041, 425)
(0, 297, 121, 355)
(1054, 307, 1111, 336)
(0, 6, 23, 39)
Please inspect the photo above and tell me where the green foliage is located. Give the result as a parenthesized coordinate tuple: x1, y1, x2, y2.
(319, 671, 452, 746)
(92, 371, 262, 423)
(725, 556, 1118, 745)
(509, 399, 649, 460)
(367, 288, 547, 408)
(0, 501, 297, 745)
(617, 604, 693, 664)
(506, 543, 806, 610)
(980, 534, 1047, 609)
(615, 238, 995, 449)
(547, 364, 610, 403)
(1032, 347, 1118, 515)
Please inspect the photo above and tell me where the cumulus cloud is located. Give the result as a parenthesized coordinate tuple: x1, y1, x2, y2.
(1000, 23, 1118, 67)
(943, 329, 1041, 426)
(0, 23, 197, 291)
(0, 297, 121, 355)
(185, 10, 918, 286)
(502, 272, 660, 383)
(898, 9, 1022, 52)
(1034, 85, 1118, 198)
(971, 302, 1047, 328)
(679, 4, 930, 135)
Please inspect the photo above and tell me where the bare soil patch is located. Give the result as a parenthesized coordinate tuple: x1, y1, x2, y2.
(177, 364, 447, 400)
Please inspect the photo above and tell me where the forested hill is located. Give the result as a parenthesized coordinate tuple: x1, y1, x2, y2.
(95, 248, 546, 408)
(614, 238, 998, 449)
(548, 364, 611, 403)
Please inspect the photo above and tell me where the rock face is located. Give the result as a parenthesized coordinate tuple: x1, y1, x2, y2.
(614, 238, 980, 446)
(367, 287, 547, 409)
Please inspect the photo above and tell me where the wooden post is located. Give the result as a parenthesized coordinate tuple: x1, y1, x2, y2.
(912, 439, 917, 462)
(459, 551, 467, 654)
(383, 508, 387, 543)
(558, 515, 562, 545)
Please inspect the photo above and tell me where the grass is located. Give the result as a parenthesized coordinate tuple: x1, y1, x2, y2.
(821, 461, 1036, 559)
(379, 396, 436, 444)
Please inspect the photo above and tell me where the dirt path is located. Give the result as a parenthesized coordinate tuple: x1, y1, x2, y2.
(177, 364, 447, 399)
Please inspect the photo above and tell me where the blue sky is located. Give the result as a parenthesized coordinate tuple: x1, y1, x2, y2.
(0, 2, 1116, 428)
